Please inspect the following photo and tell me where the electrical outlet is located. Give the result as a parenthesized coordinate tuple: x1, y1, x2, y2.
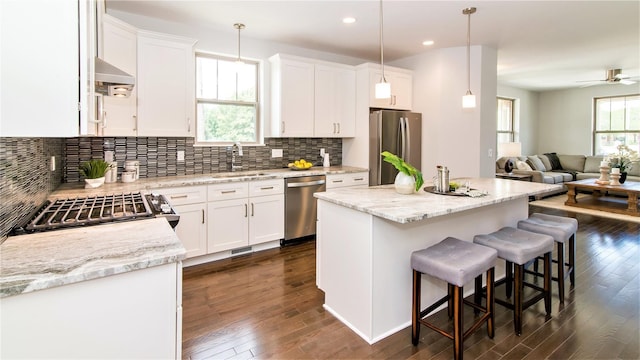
(488, 148, 493, 158)
(320, 148, 325, 157)
(271, 149, 283, 158)
(177, 150, 185, 161)
(50, 156, 56, 171)
(104, 151, 114, 162)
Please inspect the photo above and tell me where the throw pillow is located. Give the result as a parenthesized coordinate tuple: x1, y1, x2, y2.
(526, 155, 547, 171)
(516, 160, 532, 171)
(538, 154, 553, 171)
(544, 152, 563, 170)
(558, 155, 586, 172)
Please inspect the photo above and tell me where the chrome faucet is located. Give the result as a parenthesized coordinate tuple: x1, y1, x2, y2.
(231, 142, 243, 171)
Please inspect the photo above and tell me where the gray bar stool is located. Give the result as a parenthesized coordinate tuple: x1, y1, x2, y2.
(474, 227, 554, 336)
(517, 213, 578, 304)
(411, 237, 498, 360)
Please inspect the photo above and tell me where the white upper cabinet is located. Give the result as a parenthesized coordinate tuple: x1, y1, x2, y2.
(269, 54, 356, 138)
(314, 64, 356, 137)
(136, 31, 197, 137)
(1, 0, 97, 137)
(269, 55, 315, 137)
(100, 15, 138, 136)
(358, 63, 413, 111)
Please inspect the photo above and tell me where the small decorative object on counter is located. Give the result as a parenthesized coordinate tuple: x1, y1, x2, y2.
(79, 159, 110, 189)
(125, 160, 140, 180)
(323, 153, 330, 167)
(381, 151, 423, 194)
(121, 171, 136, 183)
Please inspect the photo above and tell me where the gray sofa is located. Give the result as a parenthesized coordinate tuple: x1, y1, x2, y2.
(496, 153, 640, 185)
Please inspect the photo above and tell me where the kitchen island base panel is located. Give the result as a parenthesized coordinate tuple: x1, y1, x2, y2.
(317, 197, 528, 344)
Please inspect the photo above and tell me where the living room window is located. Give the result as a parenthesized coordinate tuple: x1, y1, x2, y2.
(195, 52, 261, 145)
(593, 94, 640, 155)
(497, 97, 515, 143)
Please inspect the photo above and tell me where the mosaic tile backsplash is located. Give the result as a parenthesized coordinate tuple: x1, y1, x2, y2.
(64, 137, 342, 183)
(0, 138, 64, 240)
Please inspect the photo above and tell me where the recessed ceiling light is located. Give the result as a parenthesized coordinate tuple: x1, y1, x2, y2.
(422, 40, 435, 46)
(343, 17, 356, 24)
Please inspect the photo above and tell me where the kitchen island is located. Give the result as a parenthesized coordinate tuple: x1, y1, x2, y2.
(314, 178, 562, 344)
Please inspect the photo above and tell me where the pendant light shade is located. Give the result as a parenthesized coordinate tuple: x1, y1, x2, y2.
(234, 23, 245, 66)
(375, 0, 391, 99)
(462, 7, 476, 109)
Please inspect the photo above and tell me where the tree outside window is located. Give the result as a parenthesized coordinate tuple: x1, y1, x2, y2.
(196, 53, 260, 144)
(593, 95, 640, 156)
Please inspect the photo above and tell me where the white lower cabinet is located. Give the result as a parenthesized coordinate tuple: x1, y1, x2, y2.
(153, 186, 207, 259)
(208, 179, 284, 253)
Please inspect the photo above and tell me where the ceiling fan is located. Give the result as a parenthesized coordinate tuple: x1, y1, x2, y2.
(579, 69, 638, 87)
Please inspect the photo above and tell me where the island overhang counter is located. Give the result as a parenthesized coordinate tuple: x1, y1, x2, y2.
(314, 178, 562, 344)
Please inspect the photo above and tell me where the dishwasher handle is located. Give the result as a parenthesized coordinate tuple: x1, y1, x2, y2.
(286, 179, 326, 188)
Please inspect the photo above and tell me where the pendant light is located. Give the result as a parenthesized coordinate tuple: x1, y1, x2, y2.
(234, 23, 245, 67)
(462, 7, 476, 108)
(375, 0, 391, 99)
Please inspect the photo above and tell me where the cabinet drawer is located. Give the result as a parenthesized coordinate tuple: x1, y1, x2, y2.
(208, 182, 249, 201)
(249, 179, 284, 196)
(152, 186, 207, 205)
(326, 172, 369, 189)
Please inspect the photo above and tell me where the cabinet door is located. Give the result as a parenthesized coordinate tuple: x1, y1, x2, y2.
(314, 65, 356, 137)
(249, 194, 284, 245)
(207, 198, 248, 253)
(368, 70, 412, 111)
(101, 15, 138, 136)
(1, 0, 81, 137)
(173, 203, 207, 258)
(137, 31, 196, 137)
(270, 56, 314, 137)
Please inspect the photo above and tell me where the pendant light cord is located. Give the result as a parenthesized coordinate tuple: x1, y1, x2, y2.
(234, 23, 245, 62)
(466, 11, 471, 93)
(379, 0, 386, 82)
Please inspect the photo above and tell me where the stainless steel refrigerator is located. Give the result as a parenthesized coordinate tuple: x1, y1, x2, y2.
(369, 110, 422, 186)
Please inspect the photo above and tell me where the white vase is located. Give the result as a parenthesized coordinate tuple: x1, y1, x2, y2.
(394, 172, 415, 194)
(84, 177, 106, 189)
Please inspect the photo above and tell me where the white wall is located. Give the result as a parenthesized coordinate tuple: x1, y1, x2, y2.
(538, 84, 640, 155)
(392, 45, 497, 179)
(497, 85, 539, 156)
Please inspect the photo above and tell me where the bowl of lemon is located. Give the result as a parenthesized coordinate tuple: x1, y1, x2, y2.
(288, 159, 313, 170)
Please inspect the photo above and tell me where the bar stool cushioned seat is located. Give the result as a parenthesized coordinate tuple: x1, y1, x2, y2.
(411, 237, 498, 360)
(517, 213, 577, 304)
(474, 227, 554, 336)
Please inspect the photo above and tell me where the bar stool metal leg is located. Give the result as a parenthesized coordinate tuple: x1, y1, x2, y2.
(569, 234, 576, 286)
(453, 286, 463, 360)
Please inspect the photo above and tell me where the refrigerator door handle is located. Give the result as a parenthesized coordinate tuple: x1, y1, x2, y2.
(378, 117, 383, 185)
(404, 116, 411, 161)
(400, 117, 407, 160)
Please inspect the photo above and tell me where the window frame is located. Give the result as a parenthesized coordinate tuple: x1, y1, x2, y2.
(194, 51, 262, 146)
(497, 97, 515, 143)
(592, 94, 640, 156)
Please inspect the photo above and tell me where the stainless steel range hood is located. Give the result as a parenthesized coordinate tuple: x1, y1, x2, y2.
(94, 57, 135, 97)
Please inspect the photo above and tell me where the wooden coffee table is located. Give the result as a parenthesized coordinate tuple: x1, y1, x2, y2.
(565, 179, 640, 216)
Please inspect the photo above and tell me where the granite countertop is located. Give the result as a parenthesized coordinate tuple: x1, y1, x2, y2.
(51, 165, 368, 199)
(314, 177, 562, 224)
(0, 218, 185, 299)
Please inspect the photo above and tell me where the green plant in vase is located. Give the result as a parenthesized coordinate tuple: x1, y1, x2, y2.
(381, 151, 424, 193)
(79, 159, 110, 179)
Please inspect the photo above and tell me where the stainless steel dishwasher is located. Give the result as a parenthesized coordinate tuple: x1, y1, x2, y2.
(284, 175, 326, 243)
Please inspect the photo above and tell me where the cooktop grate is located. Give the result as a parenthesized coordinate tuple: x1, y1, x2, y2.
(26, 192, 153, 231)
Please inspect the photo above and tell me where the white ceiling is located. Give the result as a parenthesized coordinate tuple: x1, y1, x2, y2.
(106, 0, 640, 91)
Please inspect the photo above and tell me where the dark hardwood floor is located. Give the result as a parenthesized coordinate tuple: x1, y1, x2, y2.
(182, 206, 640, 359)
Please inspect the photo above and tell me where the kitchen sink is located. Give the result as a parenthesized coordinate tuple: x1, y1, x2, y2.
(210, 171, 269, 178)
